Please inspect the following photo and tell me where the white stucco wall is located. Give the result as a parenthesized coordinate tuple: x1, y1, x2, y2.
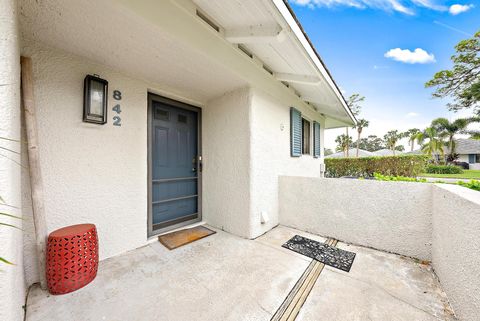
(279, 176, 480, 320)
(432, 184, 480, 321)
(469, 163, 480, 170)
(202, 87, 252, 238)
(458, 154, 480, 169)
(249, 88, 325, 238)
(279, 177, 433, 260)
(457, 154, 469, 163)
(19, 41, 330, 285)
(20, 41, 212, 284)
(0, 0, 26, 320)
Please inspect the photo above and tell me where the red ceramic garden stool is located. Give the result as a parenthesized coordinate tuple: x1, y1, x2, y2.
(46, 224, 99, 294)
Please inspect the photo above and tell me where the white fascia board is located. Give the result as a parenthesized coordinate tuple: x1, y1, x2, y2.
(324, 116, 354, 129)
(270, 0, 357, 126)
(274, 73, 320, 85)
(225, 25, 286, 44)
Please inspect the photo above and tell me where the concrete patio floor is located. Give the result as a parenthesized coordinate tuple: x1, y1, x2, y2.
(26, 226, 456, 321)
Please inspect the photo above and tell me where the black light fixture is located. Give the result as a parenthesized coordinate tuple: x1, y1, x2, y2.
(83, 74, 108, 124)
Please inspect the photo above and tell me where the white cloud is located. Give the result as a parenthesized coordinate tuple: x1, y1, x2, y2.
(449, 4, 474, 15)
(406, 112, 419, 117)
(290, 0, 414, 14)
(384, 48, 436, 64)
(411, 0, 447, 11)
(289, 0, 451, 14)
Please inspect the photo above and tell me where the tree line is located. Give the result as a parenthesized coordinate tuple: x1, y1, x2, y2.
(332, 30, 480, 160)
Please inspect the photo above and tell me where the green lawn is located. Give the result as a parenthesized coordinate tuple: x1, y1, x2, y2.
(420, 169, 480, 179)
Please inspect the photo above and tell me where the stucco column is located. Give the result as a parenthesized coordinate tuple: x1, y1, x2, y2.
(0, 0, 25, 320)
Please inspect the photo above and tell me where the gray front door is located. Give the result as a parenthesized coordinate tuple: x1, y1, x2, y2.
(148, 94, 201, 236)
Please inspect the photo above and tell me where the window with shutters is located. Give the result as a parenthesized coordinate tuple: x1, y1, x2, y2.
(290, 107, 320, 159)
(302, 118, 311, 155)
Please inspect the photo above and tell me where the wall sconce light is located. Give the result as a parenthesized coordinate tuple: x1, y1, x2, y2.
(83, 74, 108, 124)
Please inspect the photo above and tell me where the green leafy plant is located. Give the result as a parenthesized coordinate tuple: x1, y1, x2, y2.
(0, 135, 23, 265)
(458, 180, 480, 191)
(406, 128, 421, 152)
(325, 155, 428, 178)
(431, 117, 474, 159)
(415, 127, 445, 162)
(426, 164, 464, 174)
(374, 173, 427, 182)
(0, 197, 22, 265)
(335, 134, 353, 155)
(374, 174, 480, 193)
(345, 93, 365, 157)
(353, 118, 369, 157)
(426, 30, 480, 114)
(383, 130, 406, 155)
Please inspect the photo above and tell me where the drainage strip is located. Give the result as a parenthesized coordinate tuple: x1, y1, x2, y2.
(271, 238, 338, 321)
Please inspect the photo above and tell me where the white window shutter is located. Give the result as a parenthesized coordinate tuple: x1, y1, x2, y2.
(313, 121, 321, 158)
(290, 107, 302, 157)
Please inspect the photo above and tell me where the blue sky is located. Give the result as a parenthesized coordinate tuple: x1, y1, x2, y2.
(287, 0, 480, 150)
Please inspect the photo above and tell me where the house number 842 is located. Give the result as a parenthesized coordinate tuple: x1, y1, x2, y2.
(112, 90, 122, 126)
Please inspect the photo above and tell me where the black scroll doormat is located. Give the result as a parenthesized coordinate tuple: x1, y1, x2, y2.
(282, 235, 356, 272)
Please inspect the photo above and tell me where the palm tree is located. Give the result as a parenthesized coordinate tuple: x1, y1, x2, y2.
(462, 116, 480, 140)
(335, 134, 353, 157)
(431, 117, 470, 161)
(346, 94, 365, 157)
(415, 127, 444, 163)
(383, 130, 404, 156)
(353, 119, 369, 157)
(406, 128, 420, 152)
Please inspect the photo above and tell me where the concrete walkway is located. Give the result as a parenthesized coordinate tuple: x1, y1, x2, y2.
(26, 226, 456, 321)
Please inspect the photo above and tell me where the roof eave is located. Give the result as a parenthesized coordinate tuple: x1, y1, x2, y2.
(274, 0, 357, 126)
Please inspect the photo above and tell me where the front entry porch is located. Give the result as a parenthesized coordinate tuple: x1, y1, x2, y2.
(26, 226, 454, 321)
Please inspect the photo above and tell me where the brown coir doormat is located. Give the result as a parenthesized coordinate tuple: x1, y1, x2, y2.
(158, 226, 216, 250)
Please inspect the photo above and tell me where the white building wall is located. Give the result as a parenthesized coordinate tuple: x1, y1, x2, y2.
(20, 41, 210, 284)
(458, 154, 480, 169)
(457, 154, 469, 163)
(202, 88, 252, 238)
(432, 184, 480, 321)
(249, 88, 325, 238)
(19, 40, 332, 285)
(279, 177, 433, 260)
(0, 0, 25, 320)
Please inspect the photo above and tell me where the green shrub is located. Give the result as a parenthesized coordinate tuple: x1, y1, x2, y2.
(373, 173, 427, 182)
(458, 180, 480, 191)
(325, 155, 428, 178)
(425, 164, 463, 174)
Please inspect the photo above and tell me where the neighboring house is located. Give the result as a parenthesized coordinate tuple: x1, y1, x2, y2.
(405, 149, 423, 155)
(325, 148, 374, 158)
(325, 148, 403, 158)
(1, 0, 356, 315)
(407, 139, 480, 169)
(453, 139, 480, 170)
(373, 148, 402, 156)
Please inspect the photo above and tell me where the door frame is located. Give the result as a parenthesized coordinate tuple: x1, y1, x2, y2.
(147, 93, 202, 237)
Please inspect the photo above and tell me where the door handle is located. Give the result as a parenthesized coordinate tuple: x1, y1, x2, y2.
(192, 156, 202, 172)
